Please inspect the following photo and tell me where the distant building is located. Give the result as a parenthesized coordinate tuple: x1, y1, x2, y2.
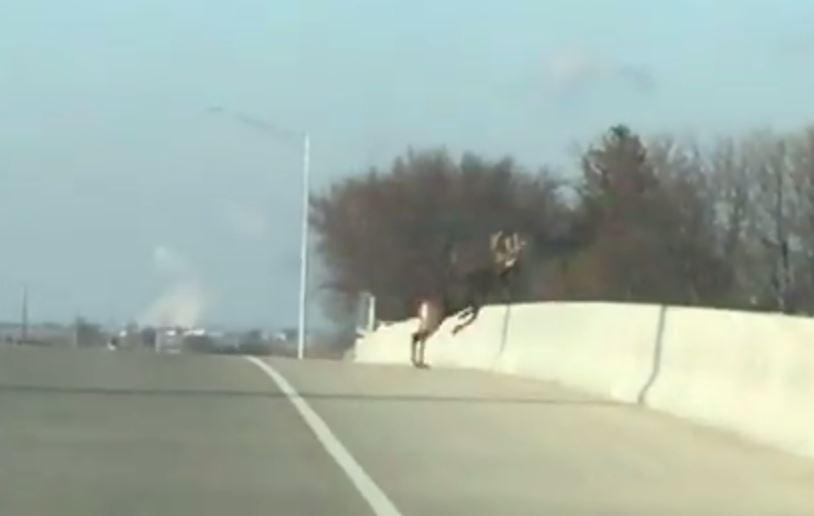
(0, 322, 76, 347)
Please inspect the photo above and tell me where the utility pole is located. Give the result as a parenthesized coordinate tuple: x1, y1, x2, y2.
(20, 284, 28, 343)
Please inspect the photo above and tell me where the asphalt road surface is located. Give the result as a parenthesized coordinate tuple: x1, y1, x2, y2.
(2, 347, 813, 515)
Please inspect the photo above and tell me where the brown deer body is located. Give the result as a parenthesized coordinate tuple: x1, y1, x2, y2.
(410, 231, 526, 368)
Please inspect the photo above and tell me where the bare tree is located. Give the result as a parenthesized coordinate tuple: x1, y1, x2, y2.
(572, 126, 729, 305)
(745, 132, 796, 312)
(312, 124, 814, 324)
(786, 128, 814, 312)
(702, 137, 768, 308)
(311, 148, 564, 321)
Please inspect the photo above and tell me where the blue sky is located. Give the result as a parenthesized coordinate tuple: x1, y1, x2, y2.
(2, 0, 814, 328)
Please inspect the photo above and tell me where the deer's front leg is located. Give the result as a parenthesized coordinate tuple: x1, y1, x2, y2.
(452, 304, 480, 335)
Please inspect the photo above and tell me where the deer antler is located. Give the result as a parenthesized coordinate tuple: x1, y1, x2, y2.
(509, 233, 528, 254)
(490, 230, 504, 252)
(505, 233, 516, 253)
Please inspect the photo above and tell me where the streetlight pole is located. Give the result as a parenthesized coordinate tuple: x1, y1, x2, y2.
(297, 133, 310, 360)
(206, 107, 311, 359)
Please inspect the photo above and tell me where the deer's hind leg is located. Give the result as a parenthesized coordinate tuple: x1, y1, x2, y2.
(417, 337, 430, 368)
(410, 331, 430, 369)
(410, 332, 421, 367)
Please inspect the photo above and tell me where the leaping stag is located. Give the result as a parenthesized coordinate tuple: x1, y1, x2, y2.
(410, 230, 527, 368)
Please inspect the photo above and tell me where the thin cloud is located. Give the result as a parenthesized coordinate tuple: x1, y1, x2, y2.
(617, 64, 656, 94)
(544, 50, 656, 97)
(223, 202, 269, 241)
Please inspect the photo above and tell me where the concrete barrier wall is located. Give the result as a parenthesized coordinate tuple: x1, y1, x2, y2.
(356, 302, 662, 403)
(354, 319, 415, 364)
(493, 303, 663, 402)
(354, 302, 814, 458)
(645, 307, 814, 458)
(354, 306, 507, 369)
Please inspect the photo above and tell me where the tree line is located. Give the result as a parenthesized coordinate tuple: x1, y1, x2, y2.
(311, 124, 814, 321)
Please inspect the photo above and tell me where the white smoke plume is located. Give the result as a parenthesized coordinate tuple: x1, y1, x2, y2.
(140, 245, 208, 328)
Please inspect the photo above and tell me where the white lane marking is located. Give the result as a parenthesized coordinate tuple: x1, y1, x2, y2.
(245, 356, 403, 516)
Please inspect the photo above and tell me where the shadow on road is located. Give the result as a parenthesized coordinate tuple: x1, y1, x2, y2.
(0, 383, 621, 407)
